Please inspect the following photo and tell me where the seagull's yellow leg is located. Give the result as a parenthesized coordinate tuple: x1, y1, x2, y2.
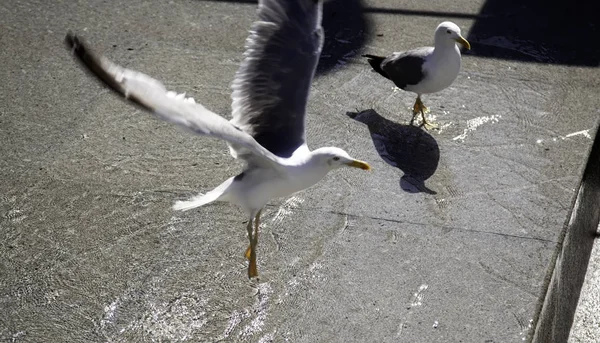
(419, 97, 430, 114)
(410, 97, 420, 126)
(246, 210, 261, 278)
(245, 220, 252, 260)
(244, 210, 262, 259)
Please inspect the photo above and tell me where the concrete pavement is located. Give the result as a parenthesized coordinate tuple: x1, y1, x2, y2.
(1, 0, 599, 342)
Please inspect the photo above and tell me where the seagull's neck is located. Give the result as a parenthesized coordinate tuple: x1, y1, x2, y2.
(279, 162, 328, 196)
(279, 148, 330, 188)
(431, 41, 460, 60)
(433, 40, 459, 54)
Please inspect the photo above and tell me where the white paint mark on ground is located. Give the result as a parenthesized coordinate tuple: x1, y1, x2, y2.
(565, 130, 592, 139)
(536, 129, 592, 144)
(433, 110, 454, 134)
(398, 284, 430, 337)
(453, 115, 502, 141)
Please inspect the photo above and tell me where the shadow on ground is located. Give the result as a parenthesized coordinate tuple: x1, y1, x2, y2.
(347, 109, 439, 194)
(202, 0, 598, 66)
(201, 0, 369, 74)
(316, 0, 368, 73)
(466, 0, 599, 66)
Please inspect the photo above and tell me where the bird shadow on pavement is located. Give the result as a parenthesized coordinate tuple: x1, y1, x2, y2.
(347, 109, 440, 194)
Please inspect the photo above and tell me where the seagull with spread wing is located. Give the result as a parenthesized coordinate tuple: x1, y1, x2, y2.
(65, 0, 371, 278)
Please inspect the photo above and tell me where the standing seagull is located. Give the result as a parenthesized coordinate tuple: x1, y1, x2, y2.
(363, 21, 470, 129)
(65, 0, 371, 278)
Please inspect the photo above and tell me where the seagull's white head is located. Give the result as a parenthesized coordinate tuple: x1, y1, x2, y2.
(434, 21, 470, 50)
(310, 147, 371, 171)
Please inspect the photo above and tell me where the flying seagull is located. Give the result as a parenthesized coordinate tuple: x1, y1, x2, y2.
(363, 21, 470, 129)
(65, 0, 371, 278)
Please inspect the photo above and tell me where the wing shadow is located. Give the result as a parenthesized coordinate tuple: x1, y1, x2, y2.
(347, 109, 440, 194)
(316, 0, 369, 74)
(199, 0, 370, 75)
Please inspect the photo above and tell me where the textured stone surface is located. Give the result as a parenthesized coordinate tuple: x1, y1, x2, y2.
(0, 0, 598, 342)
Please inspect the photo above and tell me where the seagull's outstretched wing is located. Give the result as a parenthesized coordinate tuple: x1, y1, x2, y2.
(65, 33, 282, 168)
(230, 0, 324, 158)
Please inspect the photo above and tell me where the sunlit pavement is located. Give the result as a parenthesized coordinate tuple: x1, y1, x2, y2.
(0, 0, 598, 342)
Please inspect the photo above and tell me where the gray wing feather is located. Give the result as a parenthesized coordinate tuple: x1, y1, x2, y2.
(230, 0, 324, 158)
(382, 47, 432, 89)
(65, 33, 283, 169)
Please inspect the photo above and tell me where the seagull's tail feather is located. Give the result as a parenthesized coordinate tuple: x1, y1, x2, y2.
(362, 54, 390, 80)
(173, 177, 235, 211)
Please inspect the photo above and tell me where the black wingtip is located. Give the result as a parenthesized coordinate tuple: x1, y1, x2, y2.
(64, 31, 89, 62)
(63, 31, 100, 77)
(63, 31, 157, 113)
(63, 31, 126, 99)
(64, 31, 83, 56)
(362, 54, 390, 80)
(64, 31, 75, 49)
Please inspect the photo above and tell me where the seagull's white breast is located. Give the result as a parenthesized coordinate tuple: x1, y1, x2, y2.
(228, 162, 328, 213)
(408, 45, 462, 95)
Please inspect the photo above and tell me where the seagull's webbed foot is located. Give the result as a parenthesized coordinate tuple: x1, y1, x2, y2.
(419, 111, 438, 130)
(410, 98, 423, 125)
(411, 97, 438, 130)
(245, 210, 261, 278)
(412, 97, 430, 115)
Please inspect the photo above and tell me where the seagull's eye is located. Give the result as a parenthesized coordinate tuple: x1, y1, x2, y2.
(446, 29, 452, 34)
(333, 157, 340, 161)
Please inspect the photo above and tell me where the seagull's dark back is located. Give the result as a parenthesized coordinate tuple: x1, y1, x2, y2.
(380, 48, 431, 90)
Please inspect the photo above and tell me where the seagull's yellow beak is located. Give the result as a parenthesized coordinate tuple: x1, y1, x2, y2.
(346, 160, 371, 171)
(455, 36, 471, 50)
